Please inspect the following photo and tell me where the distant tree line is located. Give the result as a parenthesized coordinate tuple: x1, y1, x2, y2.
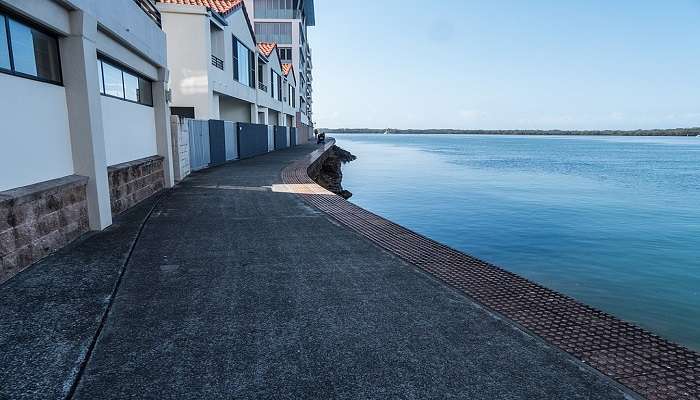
(320, 128, 700, 136)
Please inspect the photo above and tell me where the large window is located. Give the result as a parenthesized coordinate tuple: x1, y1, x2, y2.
(233, 36, 255, 88)
(277, 74, 282, 101)
(0, 13, 61, 84)
(270, 71, 283, 101)
(97, 57, 153, 106)
(254, 0, 298, 19)
(254, 22, 292, 44)
(278, 47, 292, 63)
(270, 71, 277, 99)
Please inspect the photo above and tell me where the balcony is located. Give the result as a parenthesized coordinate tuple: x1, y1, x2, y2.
(258, 81, 268, 92)
(134, 0, 161, 27)
(211, 55, 224, 70)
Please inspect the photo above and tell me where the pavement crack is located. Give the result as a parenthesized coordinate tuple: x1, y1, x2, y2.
(64, 192, 169, 400)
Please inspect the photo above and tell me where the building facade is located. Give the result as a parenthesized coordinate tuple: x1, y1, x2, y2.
(243, 0, 315, 129)
(157, 0, 299, 130)
(0, 0, 174, 282)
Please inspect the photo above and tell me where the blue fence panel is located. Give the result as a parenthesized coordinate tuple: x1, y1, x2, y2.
(224, 121, 237, 161)
(208, 120, 226, 166)
(188, 119, 210, 171)
(237, 122, 269, 159)
(290, 127, 297, 147)
(274, 126, 288, 150)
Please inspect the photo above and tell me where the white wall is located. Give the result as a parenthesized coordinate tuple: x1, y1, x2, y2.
(219, 97, 252, 123)
(159, 6, 212, 119)
(96, 30, 158, 80)
(1, 0, 167, 67)
(101, 96, 158, 166)
(268, 110, 280, 126)
(0, 74, 74, 191)
(208, 8, 257, 105)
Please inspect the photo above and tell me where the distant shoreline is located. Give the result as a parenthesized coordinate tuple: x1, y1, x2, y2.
(322, 128, 700, 137)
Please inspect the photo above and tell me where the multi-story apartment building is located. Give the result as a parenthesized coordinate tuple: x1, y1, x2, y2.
(157, 0, 298, 128)
(0, 0, 174, 282)
(243, 0, 315, 129)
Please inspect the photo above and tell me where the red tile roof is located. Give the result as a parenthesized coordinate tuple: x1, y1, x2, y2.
(282, 64, 293, 76)
(157, 0, 243, 15)
(257, 42, 277, 58)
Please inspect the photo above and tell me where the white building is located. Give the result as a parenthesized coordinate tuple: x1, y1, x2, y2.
(0, 0, 174, 282)
(256, 42, 296, 127)
(243, 0, 315, 132)
(157, 0, 298, 129)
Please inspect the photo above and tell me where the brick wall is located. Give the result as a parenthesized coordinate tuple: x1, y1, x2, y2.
(108, 155, 165, 216)
(0, 175, 89, 283)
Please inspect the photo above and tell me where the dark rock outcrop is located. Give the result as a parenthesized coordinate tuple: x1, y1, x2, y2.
(314, 145, 356, 199)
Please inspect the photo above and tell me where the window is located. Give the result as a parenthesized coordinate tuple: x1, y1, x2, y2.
(0, 16, 9, 70)
(123, 71, 139, 101)
(232, 39, 238, 80)
(254, 0, 298, 19)
(289, 85, 295, 107)
(237, 41, 248, 86)
(277, 74, 282, 101)
(138, 76, 153, 105)
(248, 49, 255, 89)
(97, 57, 153, 106)
(233, 36, 254, 88)
(278, 47, 292, 63)
(257, 62, 264, 87)
(0, 14, 61, 83)
(254, 22, 292, 44)
(271, 71, 277, 99)
(101, 61, 124, 98)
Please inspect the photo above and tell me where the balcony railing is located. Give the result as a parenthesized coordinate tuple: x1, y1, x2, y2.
(258, 81, 268, 92)
(211, 55, 224, 70)
(134, 0, 161, 27)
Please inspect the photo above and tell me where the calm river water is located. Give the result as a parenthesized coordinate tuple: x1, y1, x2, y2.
(334, 134, 700, 350)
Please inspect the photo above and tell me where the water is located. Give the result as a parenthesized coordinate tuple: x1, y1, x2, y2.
(334, 134, 700, 351)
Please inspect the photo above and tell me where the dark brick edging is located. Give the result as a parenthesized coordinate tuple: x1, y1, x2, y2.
(282, 139, 699, 400)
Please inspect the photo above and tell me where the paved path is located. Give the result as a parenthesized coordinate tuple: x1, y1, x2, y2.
(1, 144, 628, 399)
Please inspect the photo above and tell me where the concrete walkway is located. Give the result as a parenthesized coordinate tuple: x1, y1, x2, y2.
(0, 144, 628, 399)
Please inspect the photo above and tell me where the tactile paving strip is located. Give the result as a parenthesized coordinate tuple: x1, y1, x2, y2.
(282, 139, 700, 400)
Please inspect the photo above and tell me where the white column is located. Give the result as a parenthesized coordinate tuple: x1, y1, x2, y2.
(60, 10, 112, 230)
(250, 103, 257, 124)
(153, 68, 175, 188)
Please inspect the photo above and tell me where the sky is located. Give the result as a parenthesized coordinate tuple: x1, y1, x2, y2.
(309, 0, 700, 130)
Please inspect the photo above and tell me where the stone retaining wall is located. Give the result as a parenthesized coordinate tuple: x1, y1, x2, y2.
(0, 175, 89, 283)
(108, 156, 165, 216)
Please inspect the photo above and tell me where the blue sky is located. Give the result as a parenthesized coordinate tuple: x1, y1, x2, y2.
(309, 0, 700, 130)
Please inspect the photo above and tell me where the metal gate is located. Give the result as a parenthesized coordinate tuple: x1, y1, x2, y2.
(237, 122, 269, 159)
(208, 120, 226, 166)
(224, 121, 237, 161)
(267, 125, 274, 152)
(274, 126, 287, 150)
(188, 119, 210, 171)
(290, 127, 297, 147)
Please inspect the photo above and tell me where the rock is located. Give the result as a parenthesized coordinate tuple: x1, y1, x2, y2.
(313, 145, 356, 199)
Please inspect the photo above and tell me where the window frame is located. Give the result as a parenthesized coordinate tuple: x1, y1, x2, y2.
(97, 55, 154, 107)
(232, 36, 239, 80)
(271, 71, 275, 99)
(248, 49, 255, 89)
(0, 12, 63, 86)
(277, 74, 282, 101)
(233, 35, 255, 87)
